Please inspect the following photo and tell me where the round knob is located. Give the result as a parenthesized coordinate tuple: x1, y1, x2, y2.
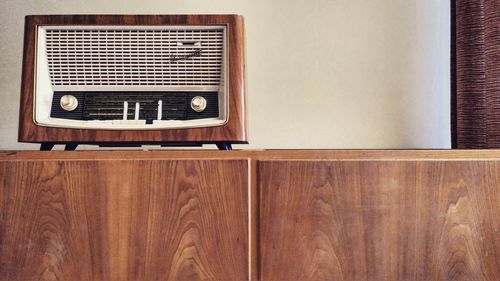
(190, 96, 207, 112)
(60, 95, 78, 111)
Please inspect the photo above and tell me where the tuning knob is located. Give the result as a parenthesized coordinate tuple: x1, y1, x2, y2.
(60, 95, 78, 111)
(190, 96, 207, 112)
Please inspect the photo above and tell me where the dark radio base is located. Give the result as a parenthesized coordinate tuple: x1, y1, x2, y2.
(39, 142, 234, 151)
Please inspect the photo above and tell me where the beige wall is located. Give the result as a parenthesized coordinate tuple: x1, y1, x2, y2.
(0, 0, 450, 149)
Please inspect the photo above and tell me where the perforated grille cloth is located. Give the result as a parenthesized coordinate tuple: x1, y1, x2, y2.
(43, 27, 224, 87)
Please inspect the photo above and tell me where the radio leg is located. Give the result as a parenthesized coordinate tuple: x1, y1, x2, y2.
(65, 143, 78, 151)
(40, 143, 55, 151)
(216, 143, 232, 150)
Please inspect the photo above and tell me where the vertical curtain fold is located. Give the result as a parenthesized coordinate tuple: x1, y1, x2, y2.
(484, 0, 500, 146)
(453, 0, 500, 148)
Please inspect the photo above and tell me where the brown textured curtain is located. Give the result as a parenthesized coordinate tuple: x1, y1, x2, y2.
(452, 0, 500, 148)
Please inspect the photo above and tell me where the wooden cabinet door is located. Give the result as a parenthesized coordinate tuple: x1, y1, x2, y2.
(0, 158, 249, 281)
(259, 160, 500, 281)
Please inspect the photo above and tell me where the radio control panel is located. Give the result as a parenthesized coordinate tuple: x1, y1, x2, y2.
(50, 92, 219, 124)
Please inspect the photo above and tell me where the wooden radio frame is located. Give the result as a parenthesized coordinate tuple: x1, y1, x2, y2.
(18, 15, 247, 150)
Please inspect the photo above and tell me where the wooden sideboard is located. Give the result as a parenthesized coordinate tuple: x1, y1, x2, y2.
(0, 150, 499, 281)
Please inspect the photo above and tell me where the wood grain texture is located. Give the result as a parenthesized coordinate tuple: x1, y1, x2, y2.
(1, 150, 500, 281)
(18, 14, 247, 144)
(0, 159, 249, 281)
(259, 160, 500, 281)
(3, 149, 500, 161)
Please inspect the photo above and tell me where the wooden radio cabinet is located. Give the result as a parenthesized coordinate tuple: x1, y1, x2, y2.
(18, 15, 247, 150)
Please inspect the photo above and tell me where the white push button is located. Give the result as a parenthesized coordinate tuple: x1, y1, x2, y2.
(123, 101, 128, 120)
(135, 102, 140, 120)
(157, 100, 163, 120)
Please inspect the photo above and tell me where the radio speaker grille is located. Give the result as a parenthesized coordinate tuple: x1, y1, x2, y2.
(43, 27, 224, 87)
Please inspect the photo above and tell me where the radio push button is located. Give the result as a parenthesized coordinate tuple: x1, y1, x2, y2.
(190, 96, 207, 112)
(123, 101, 128, 120)
(157, 100, 163, 120)
(60, 95, 78, 111)
(134, 102, 140, 120)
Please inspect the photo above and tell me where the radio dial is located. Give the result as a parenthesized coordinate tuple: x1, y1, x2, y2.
(60, 95, 78, 111)
(190, 96, 207, 112)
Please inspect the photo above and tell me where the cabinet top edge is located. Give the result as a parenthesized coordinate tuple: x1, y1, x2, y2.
(2, 150, 500, 161)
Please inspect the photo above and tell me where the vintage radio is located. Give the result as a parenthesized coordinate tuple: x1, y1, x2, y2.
(18, 15, 247, 150)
